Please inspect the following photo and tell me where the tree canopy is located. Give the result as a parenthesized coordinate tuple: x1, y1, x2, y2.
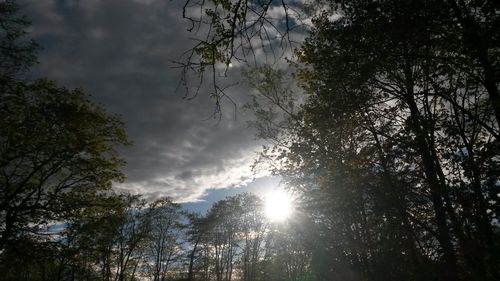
(0, 78, 129, 247)
(0, 2, 131, 279)
(242, 1, 500, 280)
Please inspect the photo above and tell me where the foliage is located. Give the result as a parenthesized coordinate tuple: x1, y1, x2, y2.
(177, 0, 305, 116)
(0, 0, 38, 79)
(2, 1, 500, 281)
(145, 198, 184, 281)
(244, 1, 500, 281)
(0, 79, 129, 249)
(0, 3, 131, 280)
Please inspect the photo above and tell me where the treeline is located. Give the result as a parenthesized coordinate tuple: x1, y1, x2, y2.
(2, 189, 303, 281)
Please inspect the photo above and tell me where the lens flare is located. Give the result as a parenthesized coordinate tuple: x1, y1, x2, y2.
(264, 189, 293, 222)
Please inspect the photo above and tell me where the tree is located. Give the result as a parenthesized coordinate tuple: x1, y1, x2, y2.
(0, 0, 38, 80)
(0, 0, 129, 251)
(178, 0, 304, 116)
(0, 78, 129, 249)
(185, 212, 209, 281)
(145, 198, 184, 281)
(260, 218, 313, 281)
(60, 195, 130, 281)
(240, 2, 500, 281)
(185, 193, 270, 281)
(234, 2, 500, 281)
(112, 195, 151, 281)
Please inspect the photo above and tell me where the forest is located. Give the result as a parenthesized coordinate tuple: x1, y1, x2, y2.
(1, 0, 499, 281)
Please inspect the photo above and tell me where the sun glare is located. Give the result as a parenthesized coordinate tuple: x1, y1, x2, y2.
(264, 189, 294, 222)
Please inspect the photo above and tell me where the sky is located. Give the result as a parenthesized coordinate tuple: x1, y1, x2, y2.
(20, 0, 287, 213)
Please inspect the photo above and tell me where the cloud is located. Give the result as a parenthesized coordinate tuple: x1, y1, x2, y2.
(23, 0, 270, 202)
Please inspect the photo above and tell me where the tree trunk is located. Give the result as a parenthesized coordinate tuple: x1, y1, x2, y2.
(405, 79, 459, 280)
(188, 234, 202, 281)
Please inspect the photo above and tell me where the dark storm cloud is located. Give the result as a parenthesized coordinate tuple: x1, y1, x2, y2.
(23, 0, 268, 202)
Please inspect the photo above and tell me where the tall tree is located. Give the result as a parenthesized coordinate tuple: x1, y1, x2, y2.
(242, 2, 499, 280)
(146, 198, 184, 281)
(0, 3, 131, 279)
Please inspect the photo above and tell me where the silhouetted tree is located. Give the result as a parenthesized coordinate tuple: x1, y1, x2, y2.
(0, 3, 131, 280)
(0, 0, 38, 80)
(146, 198, 184, 281)
(244, 2, 499, 281)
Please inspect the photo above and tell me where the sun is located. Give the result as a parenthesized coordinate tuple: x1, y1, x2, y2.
(264, 189, 294, 222)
